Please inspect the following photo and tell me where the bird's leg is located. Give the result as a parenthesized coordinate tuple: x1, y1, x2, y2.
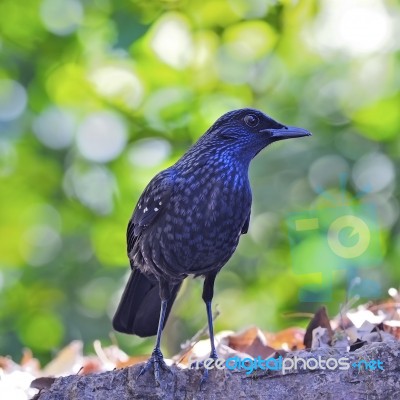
(203, 272, 218, 359)
(138, 281, 171, 385)
(205, 300, 218, 360)
(199, 272, 218, 385)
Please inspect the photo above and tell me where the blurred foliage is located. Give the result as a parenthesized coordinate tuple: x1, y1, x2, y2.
(1, 0, 399, 363)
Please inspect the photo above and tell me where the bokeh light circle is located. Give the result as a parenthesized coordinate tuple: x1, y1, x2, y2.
(0, 79, 27, 121)
(352, 152, 395, 193)
(128, 138, 171, 168)
(40, 0, 83, 36)
(33, 107, 75, 149)
(76, 112, 127, 163)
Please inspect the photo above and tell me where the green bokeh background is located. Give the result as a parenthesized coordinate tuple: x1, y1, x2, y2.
(1, 0, 399, 363)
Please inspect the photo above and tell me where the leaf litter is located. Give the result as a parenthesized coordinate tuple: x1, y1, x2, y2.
(2, 290, 400, 399)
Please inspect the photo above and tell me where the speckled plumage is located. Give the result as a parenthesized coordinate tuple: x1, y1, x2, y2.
(128, 154, 251, 281)
(125, 109, 284, 284)
(113, 108, 311, 375)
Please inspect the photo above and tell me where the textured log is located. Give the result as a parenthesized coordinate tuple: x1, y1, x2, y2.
(37, 341, 400, 400)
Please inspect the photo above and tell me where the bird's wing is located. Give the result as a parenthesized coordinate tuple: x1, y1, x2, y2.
(241, 211, 251, 234)
(127, 168, 175, 253)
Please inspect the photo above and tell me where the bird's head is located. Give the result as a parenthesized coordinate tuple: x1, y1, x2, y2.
(201, 108, 311, 161)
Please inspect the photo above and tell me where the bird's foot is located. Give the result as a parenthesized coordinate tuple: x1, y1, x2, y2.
(138, 348, 170, 385)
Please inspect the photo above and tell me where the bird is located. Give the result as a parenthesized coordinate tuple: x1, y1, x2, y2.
(112, 108, 311, 383)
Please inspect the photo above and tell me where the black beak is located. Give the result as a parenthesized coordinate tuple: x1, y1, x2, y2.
(260, 126, 312, 140)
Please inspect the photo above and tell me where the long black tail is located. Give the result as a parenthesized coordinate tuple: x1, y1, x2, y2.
(112, 268, 181, 337)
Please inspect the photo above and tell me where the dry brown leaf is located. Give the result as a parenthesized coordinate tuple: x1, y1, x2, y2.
(79, 357, 104, 374)
(304, 306, 333, 349)
(20, 349, 33, 366)
(331, 330, 349, 350)
(116, 355, 149, 369)
(30, 377, 56, 390)
(311, 327, 331, 349)
(228, 326, 262, 350)
(350, 338, 366, 351)
(20, 349, 41, 372)
(347, 308, 385, 328)
(383, 320, 400, 340)
(228, 326, 275, 358)
(177, 330, 232, 365)
(93, 340, 129, 369)
(0, 356, 20, 372)
(344, 325, 359, 344)
(264, 327, 305, 351)
(43, 341, 83, 376)
(357, 320, 377, 341)
(273, 349, 288, 358)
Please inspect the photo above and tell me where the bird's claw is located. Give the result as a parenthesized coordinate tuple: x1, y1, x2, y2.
(138, 349, 170, 385)
(200, 368, 210, 388)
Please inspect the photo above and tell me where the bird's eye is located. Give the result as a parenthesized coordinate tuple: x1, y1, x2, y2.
(244, 114, 259, 128)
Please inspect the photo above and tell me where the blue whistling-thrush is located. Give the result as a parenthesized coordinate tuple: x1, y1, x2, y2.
(113, 108, 311, 383)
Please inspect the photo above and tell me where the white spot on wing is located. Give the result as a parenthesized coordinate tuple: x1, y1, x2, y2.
(143, 207, 148, 213)
(154, 207, 159, 211)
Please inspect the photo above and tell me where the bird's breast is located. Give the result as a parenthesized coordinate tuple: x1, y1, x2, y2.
(153, 168, 252, 275)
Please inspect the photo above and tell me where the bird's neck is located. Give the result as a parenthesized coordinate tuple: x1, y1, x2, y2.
(177, 142, 253, 173)
(173, 147, 252, 194)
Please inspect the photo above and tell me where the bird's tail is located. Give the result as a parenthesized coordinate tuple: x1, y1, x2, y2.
(112, 268, 181, 337)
